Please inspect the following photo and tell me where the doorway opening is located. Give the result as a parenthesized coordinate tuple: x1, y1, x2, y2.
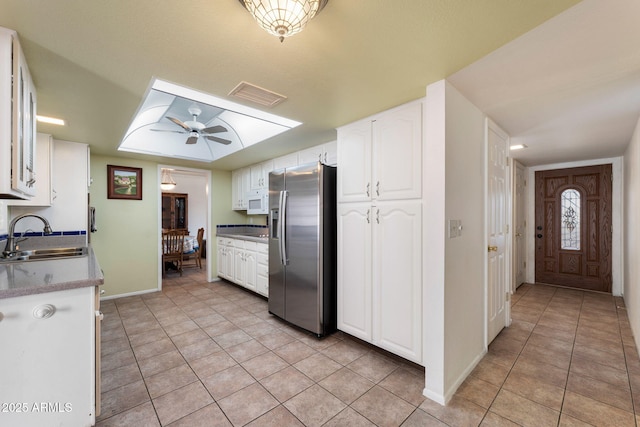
(158, 165, 211, 286)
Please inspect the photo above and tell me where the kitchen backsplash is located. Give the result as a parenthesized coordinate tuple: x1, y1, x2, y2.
(216, 224, 268, 237)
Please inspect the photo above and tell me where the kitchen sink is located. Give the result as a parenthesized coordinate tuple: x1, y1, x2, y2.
(0, 247, 88, 263)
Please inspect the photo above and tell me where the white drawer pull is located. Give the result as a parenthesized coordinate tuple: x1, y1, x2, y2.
(33, 304, 56, 319)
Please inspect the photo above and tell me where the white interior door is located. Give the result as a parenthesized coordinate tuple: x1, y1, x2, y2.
(487, 120, 510, 344)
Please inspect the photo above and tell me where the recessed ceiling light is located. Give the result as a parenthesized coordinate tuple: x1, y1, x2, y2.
(510, 144, 527, 150)
(36, 115, 65, 126)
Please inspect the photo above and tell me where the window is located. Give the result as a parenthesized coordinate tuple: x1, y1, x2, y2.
(561, 189, 580, 250)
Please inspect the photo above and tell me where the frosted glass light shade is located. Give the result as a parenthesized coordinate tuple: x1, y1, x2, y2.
(240, 0, 328, 42)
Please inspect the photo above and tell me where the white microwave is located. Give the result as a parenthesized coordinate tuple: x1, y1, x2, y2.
(246, 189, 269, 215)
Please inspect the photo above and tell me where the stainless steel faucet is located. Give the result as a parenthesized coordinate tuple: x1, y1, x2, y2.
(3, 214, 53, 258)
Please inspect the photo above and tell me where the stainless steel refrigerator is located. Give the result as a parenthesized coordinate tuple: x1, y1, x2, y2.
(268, 162, 337, 337)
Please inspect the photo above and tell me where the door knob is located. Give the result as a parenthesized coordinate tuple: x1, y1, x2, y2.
(537, 234, 543, 239)
(488, 245, 498, 252)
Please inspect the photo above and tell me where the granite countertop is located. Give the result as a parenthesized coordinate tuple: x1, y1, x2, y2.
(0, 246, 104, 299)
(216, 225, 269, 243)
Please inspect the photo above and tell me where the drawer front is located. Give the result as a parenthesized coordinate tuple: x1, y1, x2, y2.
(232, 239, 245, 249)
(244, 241, 257, 251)
(257, 263, 268, 277)
(257, 243, 268, 254)
(257, 253, 268, 265)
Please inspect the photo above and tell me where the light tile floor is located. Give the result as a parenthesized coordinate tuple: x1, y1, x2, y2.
(97, 269, 640, 426)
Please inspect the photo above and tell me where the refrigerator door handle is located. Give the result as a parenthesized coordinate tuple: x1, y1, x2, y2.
(279, 190, 289, 265)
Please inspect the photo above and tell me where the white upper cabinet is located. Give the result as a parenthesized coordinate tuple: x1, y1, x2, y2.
(337, 119, 372, 203)
(0, 27, 37, 199)
(273, 153, 298, 171)
(232, 167, 250, 210)
(337, 100, 422, 203)
(249, 159, 273, 190)
(9, 133, 54, 206)
(297, 141, 337, 166)
(372, 102, 422, 201)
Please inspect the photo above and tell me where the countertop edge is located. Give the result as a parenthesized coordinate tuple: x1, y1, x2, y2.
(0, 278, 104, 299)
(0, 247, 104, 300)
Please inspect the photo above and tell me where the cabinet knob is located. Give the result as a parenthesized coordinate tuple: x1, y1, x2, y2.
(488, 245, 498, 252)
(33, 304, 56, 319)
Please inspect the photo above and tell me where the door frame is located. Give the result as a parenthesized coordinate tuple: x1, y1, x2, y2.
(526, 157, 623, 295)
(157, 164, 212, 289)
(512, 160, 527, 290)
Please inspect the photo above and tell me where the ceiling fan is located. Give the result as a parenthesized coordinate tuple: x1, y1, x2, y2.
(151, 105, 232, 145)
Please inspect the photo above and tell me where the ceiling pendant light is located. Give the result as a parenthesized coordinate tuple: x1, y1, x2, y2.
(160, 169, 177, 191)
(239, 0, 328, 42)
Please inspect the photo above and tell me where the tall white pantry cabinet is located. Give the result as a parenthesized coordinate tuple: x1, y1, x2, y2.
(337, 99, 423, 364)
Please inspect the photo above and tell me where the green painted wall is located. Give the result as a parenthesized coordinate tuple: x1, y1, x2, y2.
(90, 154, 249, 298)
(90, 155, 160, 297)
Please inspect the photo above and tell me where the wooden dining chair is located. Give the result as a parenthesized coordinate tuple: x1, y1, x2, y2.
(183, 227, 204, 269)
(162, 229, 185, 277)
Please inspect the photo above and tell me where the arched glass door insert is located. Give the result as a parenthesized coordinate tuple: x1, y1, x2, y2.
(561, 189, 580, 250)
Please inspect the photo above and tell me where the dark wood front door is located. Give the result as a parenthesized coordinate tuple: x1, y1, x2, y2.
(535, 165, 612, 292)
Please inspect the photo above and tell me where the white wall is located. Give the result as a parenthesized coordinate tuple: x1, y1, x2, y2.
(624, 116, 640, 345)
(10, 139, 88, 234)
(423, 80, 487, 404)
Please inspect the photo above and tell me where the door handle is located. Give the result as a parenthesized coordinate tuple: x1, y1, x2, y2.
(488, 245, 498, 252)
(537, 234, 543, 239)
(515, 233, 522, 237)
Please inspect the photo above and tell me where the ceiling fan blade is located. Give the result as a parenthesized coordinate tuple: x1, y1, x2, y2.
(150, 129, 187, 134)
(202, 125, 227, 134)
(206, 135, 232, 145)
(166, 116, 191, 131)
(186, 135, 199, 145)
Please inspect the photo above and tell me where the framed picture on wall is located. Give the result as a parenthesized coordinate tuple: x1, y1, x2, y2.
(107, 165, 142, 200)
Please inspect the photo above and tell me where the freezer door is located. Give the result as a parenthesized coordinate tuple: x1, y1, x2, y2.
(268, 169, 286, 318)
(283, 163, 322, 334)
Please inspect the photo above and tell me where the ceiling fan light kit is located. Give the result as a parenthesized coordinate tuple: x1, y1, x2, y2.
(239, 0, 328, 42)
(152, 105, 232, 146)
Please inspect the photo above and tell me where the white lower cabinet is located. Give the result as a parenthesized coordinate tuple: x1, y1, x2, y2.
(234, 240, 257, 292)
(217, 237, 267, 296)
(216, 237, 234, 281)
(337, 200, 422, 363)
(256, 244, 269, 297)
(0, 286, 98, 427)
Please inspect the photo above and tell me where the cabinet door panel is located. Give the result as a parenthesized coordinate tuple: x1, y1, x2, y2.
(234, 248, 246, 285)
(337, 120, 371, 203)
(373, 201, 422, 363)
(337, 203, 372, 341)
(244, 250, 257, 291)
(373, 102, 422, 201)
